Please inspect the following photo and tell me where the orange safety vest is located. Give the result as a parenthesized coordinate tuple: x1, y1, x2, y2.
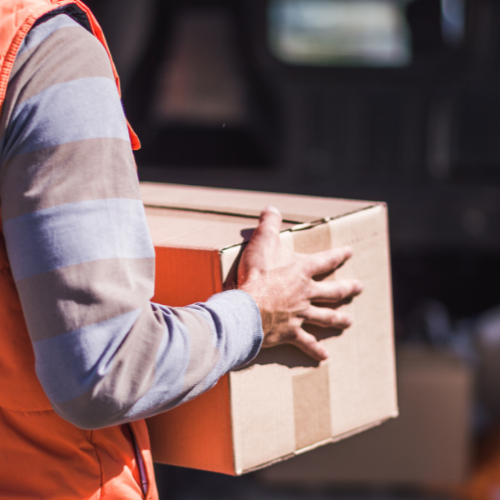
(0, 1, 157, 499)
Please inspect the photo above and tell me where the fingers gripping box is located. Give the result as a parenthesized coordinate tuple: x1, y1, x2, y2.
(141, 182, 398, 476)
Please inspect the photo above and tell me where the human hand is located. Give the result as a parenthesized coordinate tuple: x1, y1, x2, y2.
(238, 206, 363, 361)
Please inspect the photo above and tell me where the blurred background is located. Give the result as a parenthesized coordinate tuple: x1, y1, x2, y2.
(81, 0, 500, 498)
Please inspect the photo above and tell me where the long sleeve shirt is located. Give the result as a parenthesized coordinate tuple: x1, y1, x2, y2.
(0, 12, 263, 430)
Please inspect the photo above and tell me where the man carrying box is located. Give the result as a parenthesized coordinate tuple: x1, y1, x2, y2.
(0, 1, 363, 498)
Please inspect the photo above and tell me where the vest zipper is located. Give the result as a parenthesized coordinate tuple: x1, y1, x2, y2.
(129, 424, 149, 497)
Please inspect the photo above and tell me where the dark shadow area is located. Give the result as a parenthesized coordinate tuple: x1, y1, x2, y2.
(153, 462, 458, 500)
(407, 0, 447, 59)
(135, 125, 273, 168)
(120, 0, 281, 170)
(247, 343, 320, 369)
(392, 251, 500, 325)
(240, 228, 257, 241)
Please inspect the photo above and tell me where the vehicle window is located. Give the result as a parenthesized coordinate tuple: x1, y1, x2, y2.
(268, 0, 465, 67)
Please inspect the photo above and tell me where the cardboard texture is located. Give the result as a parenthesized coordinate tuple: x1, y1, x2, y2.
(259, 347, 473, 486)
(141, 182, 398, 476)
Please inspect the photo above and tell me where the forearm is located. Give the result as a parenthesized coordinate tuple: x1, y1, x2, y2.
(34, 291, 262, 430)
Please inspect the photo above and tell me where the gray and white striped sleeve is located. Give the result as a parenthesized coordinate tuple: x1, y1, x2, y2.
(0, 14, 263, 430)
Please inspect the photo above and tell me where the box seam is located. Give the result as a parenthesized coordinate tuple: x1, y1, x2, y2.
(143, 203, 382, 230)
(219, 205, 382, 253)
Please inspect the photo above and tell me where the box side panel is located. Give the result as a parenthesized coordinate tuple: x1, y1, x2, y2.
(146, 375, 235, 475)
(147, 246, 234, 474)
(232, 208, 396, 471)
(324, 206, 398, 435)
(152, 247, 223, 305)
(230, 365, 296, 474)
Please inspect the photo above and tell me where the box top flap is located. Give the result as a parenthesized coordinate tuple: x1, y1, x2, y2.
(140, 182, 377, 224)
(145, 207, 297, 251)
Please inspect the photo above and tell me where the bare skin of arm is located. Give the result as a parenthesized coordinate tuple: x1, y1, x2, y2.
(238, 206, 363, 361)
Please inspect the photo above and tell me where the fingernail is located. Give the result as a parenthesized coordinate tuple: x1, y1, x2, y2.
(354, 280, 364, 293)
(265, 206, 281, 215)
(344, 316, 353, 327)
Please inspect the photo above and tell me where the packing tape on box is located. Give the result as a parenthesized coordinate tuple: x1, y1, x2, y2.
(292, 222, 333, 450)
(292, 222, 332, 254)
(293, 364, 332, 450)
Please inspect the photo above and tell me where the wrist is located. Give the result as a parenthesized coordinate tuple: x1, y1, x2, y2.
(239, 281, 273, 335)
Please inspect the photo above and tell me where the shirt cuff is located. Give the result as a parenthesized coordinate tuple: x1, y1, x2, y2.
(204, 289, 264, 369)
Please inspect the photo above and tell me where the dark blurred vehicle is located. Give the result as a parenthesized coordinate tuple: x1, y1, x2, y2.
(83, 0, 500, 326)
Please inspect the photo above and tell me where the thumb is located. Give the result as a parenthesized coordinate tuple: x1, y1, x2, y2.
(238, 206, 282, 284)
(260, 205, 281, 223)
(255, 206, 282, 238)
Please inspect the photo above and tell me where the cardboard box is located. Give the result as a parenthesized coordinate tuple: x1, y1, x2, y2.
(141, 182, 398, 476)
(258, 346, 473, 486)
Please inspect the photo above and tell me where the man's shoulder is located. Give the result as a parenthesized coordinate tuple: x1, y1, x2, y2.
(10, 13, 114, 89)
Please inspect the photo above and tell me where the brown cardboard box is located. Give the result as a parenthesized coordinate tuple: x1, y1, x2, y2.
(141, 182, 398, 476)
(258, 347, 473, 486)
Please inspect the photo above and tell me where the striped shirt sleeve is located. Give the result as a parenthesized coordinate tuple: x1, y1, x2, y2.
(0, 14, 263, 430)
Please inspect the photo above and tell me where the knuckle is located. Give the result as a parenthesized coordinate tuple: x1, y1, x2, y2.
(329, 253, 341, 267)
(252, 225, 266, 239)
(261, 223, 279, 237)
(301, 333, 316, 347)
(332, 287, 344, 301)
(328, 284, 344, 301)
(343, 286, 353, 299)
(304, 256, 318, 275)
(305, 282, 317, 299)
(305, 340, 317, 351)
